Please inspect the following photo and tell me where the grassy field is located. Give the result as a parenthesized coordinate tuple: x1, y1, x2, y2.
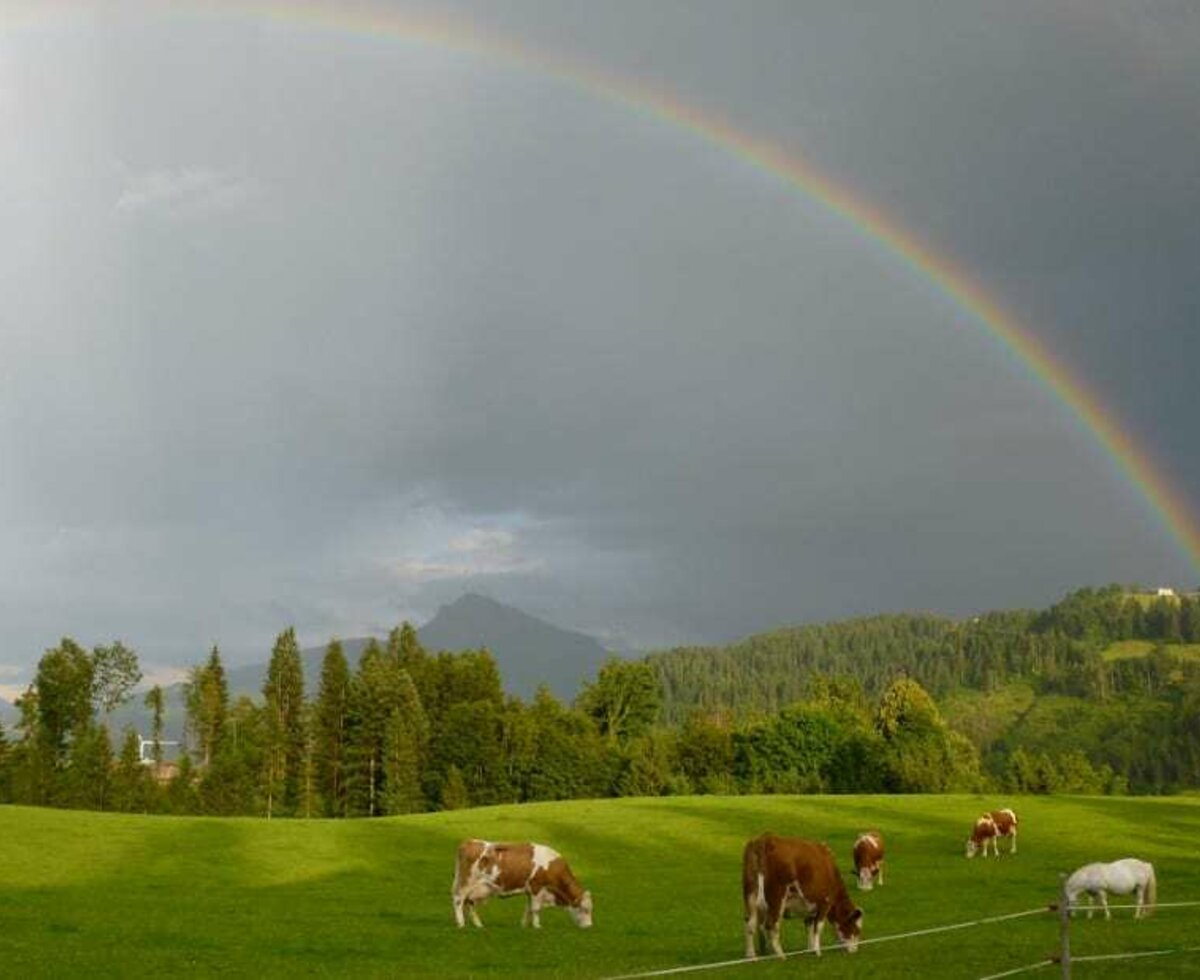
(2, 795, 1199, 978)
(1101, 640, 1200, 662)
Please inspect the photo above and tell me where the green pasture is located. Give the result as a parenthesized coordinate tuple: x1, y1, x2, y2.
(2, 795, 1199, 978)
(1101, 640, 1200, 662)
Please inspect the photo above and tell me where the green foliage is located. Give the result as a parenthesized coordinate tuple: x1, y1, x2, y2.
(32, 638, 95, 757)
(262, 628, 306, 816)
(9, 584, 1200, 819)
(185, 646, 229, 767)
(314, 640, 352, 817)
(109, 729, 154, 813)
(577, 657, 662, 742)
(90, 641, 142, 715)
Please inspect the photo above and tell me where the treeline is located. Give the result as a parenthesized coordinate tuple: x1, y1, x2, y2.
(649, 585, 1200, 792)
(0, 627, 1066, 815)
(651, 586, 1200, 722)
(1, 585, 1195, 814)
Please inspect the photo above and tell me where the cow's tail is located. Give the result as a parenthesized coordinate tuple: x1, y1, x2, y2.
(742, 837, 767, 959)
(743, 837, 766, 907)
(1143, 864, 1157, 916)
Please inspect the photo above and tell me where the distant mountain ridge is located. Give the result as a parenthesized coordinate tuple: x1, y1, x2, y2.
(418, 593, 610, 700)
(105, 594, 613, 739)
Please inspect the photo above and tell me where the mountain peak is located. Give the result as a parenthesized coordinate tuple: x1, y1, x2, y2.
(420, 594, 610, 700)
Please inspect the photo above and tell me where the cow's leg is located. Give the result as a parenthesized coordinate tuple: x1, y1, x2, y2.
(1010, 829, 1017, 855)
(453, 893, 466, 928)
(466, 899, 484, 928)
(526, 893, 543, 929)
(807, 915, 823, 956)
(744, 894, 760, 959)
(765, 884, 787, 959)
(1133, 885, 1143, 919)
(878, 863, 884, 887)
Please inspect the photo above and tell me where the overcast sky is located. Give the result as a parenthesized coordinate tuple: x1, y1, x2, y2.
(2, 1, 1198, 694)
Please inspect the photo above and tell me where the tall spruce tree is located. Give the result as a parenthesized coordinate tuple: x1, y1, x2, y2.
(346, 640, 389, 816)
(262, 628, 305, 816)
(381, 669, 427, 814)
(186, 647, 229, 767)
(111, 728, 152, 813)
(143, 685, 166, 767)
(314, 640, 351, 817)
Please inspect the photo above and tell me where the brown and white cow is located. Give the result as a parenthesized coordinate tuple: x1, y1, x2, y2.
(743, 833, 863, 959)
(966, 814, 998, 858)
(965, 808, 1018, 858)
(452, 839, 594, 929)
(852, 832, 885, 890)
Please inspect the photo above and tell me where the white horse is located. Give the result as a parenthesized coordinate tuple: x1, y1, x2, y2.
(1064, 858, 1156, 920)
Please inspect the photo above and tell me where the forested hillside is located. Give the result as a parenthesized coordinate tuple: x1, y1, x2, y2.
(2, 585, 1198, 818)
(649, 585, 1200, 792)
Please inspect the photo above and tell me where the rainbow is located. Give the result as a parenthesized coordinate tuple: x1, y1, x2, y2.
(10, 0, 1200, 575)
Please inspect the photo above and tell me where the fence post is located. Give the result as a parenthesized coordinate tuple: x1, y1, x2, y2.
(1059, 873, 1071, 980)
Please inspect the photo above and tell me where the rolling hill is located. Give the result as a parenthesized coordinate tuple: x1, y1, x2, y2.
(2, 795, 1198, 977)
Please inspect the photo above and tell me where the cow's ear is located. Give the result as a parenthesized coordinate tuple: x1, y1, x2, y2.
(850, 909, 863, 924)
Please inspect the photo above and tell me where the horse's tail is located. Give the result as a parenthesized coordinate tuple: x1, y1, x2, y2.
(1143, 863, 1157, 916)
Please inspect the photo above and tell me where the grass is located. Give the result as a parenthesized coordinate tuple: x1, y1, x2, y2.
(1101, 640, 1200, 662)
(2, 795, 1199, 978)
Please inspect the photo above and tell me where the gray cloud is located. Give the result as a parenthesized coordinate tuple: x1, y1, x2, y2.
(0, 1, 1196, 682)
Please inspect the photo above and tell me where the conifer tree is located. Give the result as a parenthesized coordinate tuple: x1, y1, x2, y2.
(186, 647, 229, 767)
(111, 728, 152, 813)
(144, 685, 166, 767)
(262, 628, 305, 816)
(0, 719, 10, 803)
(314, 640, 351, 817)
(63, 723, 113, 811)
(345, 640, 389, 816)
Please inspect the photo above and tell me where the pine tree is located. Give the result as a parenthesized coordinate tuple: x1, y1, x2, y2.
(111, 728, 152, 813)
(345, 640, 389, 816)
(314, 640, 351, 817)
(185, 647, 229, 768)
(144, 685, 166, 767)
(62, 723, 113, 811)
(262, 628, 305, 817)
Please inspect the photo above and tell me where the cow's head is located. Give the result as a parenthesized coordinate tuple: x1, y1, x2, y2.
(857, 865, 875, 890)
(965, 838, 979, 859)
(836, 908, 863, 953)
(570, 890, 594, 929)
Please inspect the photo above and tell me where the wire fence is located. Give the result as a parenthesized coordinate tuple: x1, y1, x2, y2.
(978, 896, 1200, 980)
(600, 898, 1200, 980)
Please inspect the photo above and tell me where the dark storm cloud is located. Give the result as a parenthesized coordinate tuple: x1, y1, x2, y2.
(0, 1, 1196, 682)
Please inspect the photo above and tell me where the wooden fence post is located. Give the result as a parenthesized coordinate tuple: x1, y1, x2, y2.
(1059, 873, 1071, 980)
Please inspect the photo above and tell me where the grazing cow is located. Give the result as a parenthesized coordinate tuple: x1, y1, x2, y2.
(965, 814, 998, 858)
(452, 839, 593, 929)
(988, 808, 1018, 854)
(966, 808, 1018, 858)
(743, 833, 863, 959)
(852, 832, 885, 891)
